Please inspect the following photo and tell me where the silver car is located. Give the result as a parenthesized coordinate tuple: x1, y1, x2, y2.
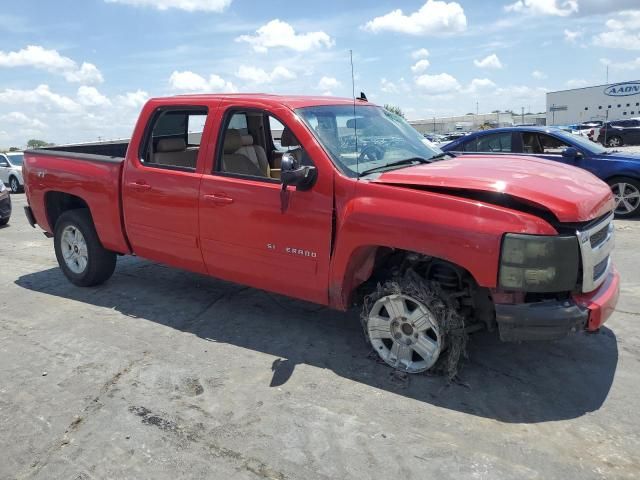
(0, 152, 24, 193)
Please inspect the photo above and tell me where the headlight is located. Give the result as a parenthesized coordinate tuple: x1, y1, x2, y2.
(499, 234, 580, 292)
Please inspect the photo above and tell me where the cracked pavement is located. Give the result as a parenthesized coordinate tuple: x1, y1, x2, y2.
(1, 194, 639, 479)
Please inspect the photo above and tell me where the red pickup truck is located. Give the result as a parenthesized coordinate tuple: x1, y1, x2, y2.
(23, 94, 619, 376)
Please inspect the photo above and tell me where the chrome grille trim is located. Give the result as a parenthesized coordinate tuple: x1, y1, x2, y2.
(577, 213, 615, 293)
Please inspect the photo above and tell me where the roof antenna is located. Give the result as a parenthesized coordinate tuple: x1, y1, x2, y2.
(350, 49, 359, 178)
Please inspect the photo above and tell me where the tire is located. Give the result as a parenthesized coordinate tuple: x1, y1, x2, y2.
(361, 270, 466, 378)
(608, 177, 640, 218)
(0, 218, 8, 226)
(607, 136, 623, 148)
(9, 176, 21, 193)
(54, 209, 117, 286)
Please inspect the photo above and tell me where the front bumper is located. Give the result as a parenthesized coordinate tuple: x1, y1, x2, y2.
(0, 192, 12, 220)
(496, 268, 620, 341)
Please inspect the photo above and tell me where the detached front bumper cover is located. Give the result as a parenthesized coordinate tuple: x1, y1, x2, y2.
(496, 268, 620, 342)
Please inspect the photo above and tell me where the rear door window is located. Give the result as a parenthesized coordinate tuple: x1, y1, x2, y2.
(474, 133, 512, 152)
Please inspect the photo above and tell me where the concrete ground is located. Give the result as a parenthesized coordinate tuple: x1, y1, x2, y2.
(0, 193, 639, 480)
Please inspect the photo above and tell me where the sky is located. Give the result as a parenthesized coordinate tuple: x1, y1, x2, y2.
(1, 0, 640, 147)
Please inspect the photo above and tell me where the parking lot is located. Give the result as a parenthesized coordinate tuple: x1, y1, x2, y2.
(1, 188, 639, 479)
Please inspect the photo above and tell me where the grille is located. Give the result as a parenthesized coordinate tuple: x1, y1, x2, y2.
(590, 224, 609, 248)
(593, 256, 609, 281)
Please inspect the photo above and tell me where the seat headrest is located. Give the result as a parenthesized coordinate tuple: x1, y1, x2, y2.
(223, 129, 243, 153)
(157, 137, 186, 152)
(280, 128, 299, 147)
(240, 134, 254, 146)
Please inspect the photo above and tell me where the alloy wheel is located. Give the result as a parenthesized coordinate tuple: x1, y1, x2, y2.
(612, 182, 640, 215)
(60, 225, 89, 274)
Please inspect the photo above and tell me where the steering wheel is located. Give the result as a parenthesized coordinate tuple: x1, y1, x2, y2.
(358, 144, 385, 163)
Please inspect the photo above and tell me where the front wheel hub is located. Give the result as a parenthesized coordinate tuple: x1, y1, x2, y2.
(366, 293, 442, 373)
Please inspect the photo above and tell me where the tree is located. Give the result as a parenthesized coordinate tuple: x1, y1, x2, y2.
(8, 147, 20, 152)
(27, 139, 51, 149)
(383, 104, 406, 119)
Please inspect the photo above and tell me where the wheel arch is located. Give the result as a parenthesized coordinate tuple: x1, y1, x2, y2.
(45, 191, 92, 231)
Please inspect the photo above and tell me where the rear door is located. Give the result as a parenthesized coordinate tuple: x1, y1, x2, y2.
(198, 103, 334, 304)
(122, 105, 212, 274)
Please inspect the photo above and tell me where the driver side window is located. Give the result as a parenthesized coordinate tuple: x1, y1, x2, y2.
(537, 134, 570, 154)
(217, 109, 311, 181)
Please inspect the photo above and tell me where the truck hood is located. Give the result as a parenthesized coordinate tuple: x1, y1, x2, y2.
(372, 155, 614, 222)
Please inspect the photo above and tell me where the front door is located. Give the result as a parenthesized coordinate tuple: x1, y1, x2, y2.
(0, 155, 9, 184)
(122, 106, 210, 274)
(198, 106, 334, 304)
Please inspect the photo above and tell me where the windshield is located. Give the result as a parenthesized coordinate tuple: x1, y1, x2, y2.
(296, 105, 443, 177)
(552, 130, 607, 155)
(7, 154, 23, 166)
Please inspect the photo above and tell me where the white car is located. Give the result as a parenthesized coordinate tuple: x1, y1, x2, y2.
(0, 152, 24, 193)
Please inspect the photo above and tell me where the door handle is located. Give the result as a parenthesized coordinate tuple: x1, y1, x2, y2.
(128, 181, 151, 191)
(203, 193, 234, 205)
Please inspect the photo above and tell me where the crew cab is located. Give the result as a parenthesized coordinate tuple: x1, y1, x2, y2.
(23, 94, 620, 376)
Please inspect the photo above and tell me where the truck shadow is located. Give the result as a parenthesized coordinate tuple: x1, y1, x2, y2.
(15, 256, 619, 424)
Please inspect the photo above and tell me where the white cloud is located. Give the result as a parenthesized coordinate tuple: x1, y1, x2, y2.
(504, 0, 578, 16)
(317, 76, 341, 95)
(380, 78, 398, 93)
(77, 86, 111, 107)
(566, 78, 589, 88)
(117, 90, 149, 108)
(564, 29, 583, 43)
(0, 45, 103, 84)
(411, 59, 430, 73)
(104, 0, 231, 12)
(532, 70, 547, 79)
(235, 65, 296, 85)
(0, 84, 80, 112)
(593, 11, 640, 50)
(602, 57, 640, 71)
(64, 62, 104, 84)
(236, 19, 334, 53)
(474, 53, 503, 69)
(169, 70, 237, 92)
(6, 112, 47, 129)
(466, 78, 496, 93)
(414, 73, 460, 94)
(411, 48, 430, 59)
(363, 0, 467, 35)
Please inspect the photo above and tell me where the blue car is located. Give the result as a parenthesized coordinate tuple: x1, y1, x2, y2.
(442, 126, 640, 217)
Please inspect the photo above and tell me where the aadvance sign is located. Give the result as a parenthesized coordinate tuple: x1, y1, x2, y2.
(604, 81, 640, 97)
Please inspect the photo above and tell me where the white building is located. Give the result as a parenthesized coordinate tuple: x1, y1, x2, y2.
(409, 112, 545, 134)
(546, 80, 640, 126)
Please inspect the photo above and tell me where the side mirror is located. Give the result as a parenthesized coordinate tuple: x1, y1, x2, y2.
(281, 152, 317, 191)
(562, 147, 582, 160)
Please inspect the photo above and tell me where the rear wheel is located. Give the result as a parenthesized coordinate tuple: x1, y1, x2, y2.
(361, 270, 466, 378)
(54, 209, 116, 286)
(608, 177, 640, 218)
(607, 136, 623, 148)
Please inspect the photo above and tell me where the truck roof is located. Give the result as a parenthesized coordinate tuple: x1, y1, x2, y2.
(160, 93, 370, 110)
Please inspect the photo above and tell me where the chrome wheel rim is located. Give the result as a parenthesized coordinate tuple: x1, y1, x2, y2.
(612, 182, 640, 215)
(608, 137, 621, 147)
(10, 178, 18, 192)
(60, 225, 88, 274)
(367, 294, 441, 373)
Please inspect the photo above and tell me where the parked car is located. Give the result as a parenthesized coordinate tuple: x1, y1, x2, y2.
(0, 181, 11, 226)
(569, 122, 602, 142)
(443, 126, 640, 217)
(0, 152, 25, 193)
(597, 119, 640, 147)
(23, 94, 619, 376)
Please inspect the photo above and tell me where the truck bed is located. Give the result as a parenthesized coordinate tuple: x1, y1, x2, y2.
(23, 141, 131, 254)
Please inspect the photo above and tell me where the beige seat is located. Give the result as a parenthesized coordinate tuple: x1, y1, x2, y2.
(153, 138, 198, 169)
(222, 130, 265, 177)
(236, 134, 270, 176)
